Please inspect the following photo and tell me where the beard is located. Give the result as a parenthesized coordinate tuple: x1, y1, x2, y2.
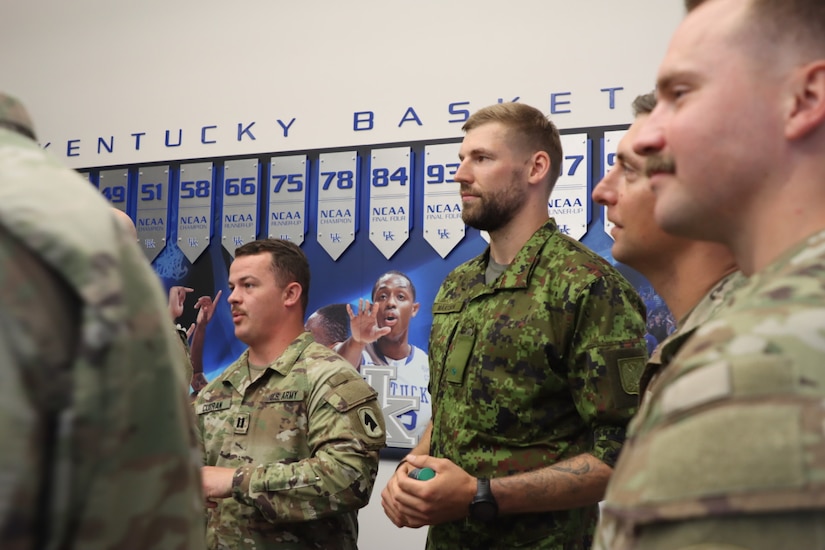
(461, 169, 528, 232)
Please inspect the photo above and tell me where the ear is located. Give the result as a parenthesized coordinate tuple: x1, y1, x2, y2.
(785, 60, 825, 140)
(527, 150, 551, 186)
(282, 281, 303, 307)
(411, 302, 420, 318)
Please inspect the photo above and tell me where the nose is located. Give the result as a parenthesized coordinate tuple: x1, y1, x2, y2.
(453, 158, 471, 184)
(592, 164, 619, 206)
(227, 286, 240, 305)
(633, 107, 666, 157)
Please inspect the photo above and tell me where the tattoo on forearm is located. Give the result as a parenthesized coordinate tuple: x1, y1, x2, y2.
(495, 456, 607, 509)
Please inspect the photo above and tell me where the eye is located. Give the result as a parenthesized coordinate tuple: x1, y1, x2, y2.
(622, 162, 640, 182)
(661, 83, 690, 103)
(672, 86, 689, 99)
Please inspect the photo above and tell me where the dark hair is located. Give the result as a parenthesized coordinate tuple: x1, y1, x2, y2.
(371, 270, 416, 301)
(308, 303, 350, 346)
(632, 92, 657, 117)
(235, 239, 310, 313)
(462, 102, 564, 191)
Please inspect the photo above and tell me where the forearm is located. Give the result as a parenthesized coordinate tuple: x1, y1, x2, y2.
(232, 446, 379, 523)
(492, 453, 611, 515)
(333, 337, 366, 369)
(189, 324, 206, 374)
(410, 421, 431, 456)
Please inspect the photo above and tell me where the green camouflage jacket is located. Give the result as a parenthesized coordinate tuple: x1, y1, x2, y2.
(427, 219, 647, 549)
(195, 332, 386, 549)
(0, 127, 204, 550)
(597, 228, 825, 550)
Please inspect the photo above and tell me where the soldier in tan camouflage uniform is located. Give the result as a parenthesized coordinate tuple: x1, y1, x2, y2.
(381, 102, 648, 549)
(596, 1, 825, 548)
(195, 238, 386, 549)
(592, 92, 745, 401)
(0, 92, 204, 549)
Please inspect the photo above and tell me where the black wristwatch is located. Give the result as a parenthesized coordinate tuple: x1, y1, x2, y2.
(469, 478, 498, 521)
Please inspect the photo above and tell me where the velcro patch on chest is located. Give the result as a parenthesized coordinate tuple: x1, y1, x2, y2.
(264, 390, 305, 402)
(196, 399, 232, 415)
(432, 300, 463, 314)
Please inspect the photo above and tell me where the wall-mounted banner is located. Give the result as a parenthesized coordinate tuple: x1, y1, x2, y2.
(268, 154, 308, 245)
(550, 134, 590, 241)
(136, 165, 170, 262)
(422, 142, 464, 259)
(316, 151, 357, 261)
(601, 130, 627, 240)
(222, 159, 260, 257)
(368, 147, 412, 260)
(98, 168, 129, 213)
(178, 161, 214, 264)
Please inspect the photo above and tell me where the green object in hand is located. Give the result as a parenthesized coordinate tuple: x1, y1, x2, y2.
(409, 467, 436, 481)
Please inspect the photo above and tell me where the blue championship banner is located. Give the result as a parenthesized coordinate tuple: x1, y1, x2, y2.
(135, 165, 170, 262)
(177, 161, 214, 264)
(222, 159, 260, 256)
(368, 147, 411, 260)
(422, 142, 464, 259)
(601, 130, 628, 240)
(316, 151, 357, 260)
(268, 154, 308, 245)
(551, 134, 590, 241)
(98, 168, 129, 214)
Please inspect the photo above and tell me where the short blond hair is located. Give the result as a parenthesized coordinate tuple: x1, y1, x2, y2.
(463, 103, 563, 190)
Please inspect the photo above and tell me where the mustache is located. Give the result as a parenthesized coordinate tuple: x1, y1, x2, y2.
(645, 154, 676, 178)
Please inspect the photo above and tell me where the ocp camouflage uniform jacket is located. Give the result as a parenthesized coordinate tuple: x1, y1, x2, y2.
(597, 228, 825, 550)
(195, 332, 386, 549)
(640, 270, 747, 400)
(0, 127, 204, 549)
(427, 219, 648, 550)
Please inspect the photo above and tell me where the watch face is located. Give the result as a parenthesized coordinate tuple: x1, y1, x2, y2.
(471, 501, 498, 522)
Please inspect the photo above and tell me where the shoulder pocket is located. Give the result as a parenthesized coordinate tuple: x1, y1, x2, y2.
(324, 373, 378, 413)
(604, 346, 646, 409)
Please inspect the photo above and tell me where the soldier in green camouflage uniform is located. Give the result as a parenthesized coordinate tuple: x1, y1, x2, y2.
(596, 0, 825, 547)
(0, 92, 204, 549)
(195, 239, 386, 549)
(381, 102, 647, 549)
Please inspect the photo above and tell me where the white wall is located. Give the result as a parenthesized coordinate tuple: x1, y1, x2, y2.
(2, 1, 683, 169)
(360, 458, 428, 549)
(1, 2, 684, 548)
